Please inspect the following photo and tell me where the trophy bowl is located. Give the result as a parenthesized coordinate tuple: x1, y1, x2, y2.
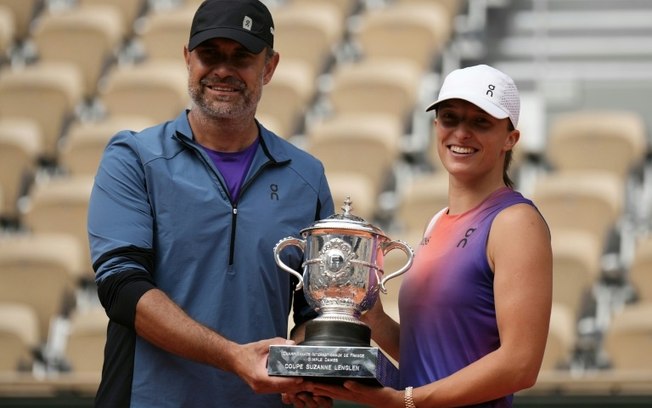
(274, 197, 413, 347)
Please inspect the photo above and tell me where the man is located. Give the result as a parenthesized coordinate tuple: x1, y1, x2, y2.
(88, 0, 334, 406)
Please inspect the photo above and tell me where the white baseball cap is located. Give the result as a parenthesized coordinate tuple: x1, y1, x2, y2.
(426, 64, 520, 128)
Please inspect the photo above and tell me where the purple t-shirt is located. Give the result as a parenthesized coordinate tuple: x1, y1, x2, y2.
(202, 139, 259, 202)
(398, 187, 535, 407)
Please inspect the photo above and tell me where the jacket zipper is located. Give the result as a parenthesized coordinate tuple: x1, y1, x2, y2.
(229, 206, 237, 265)
(177, 132, 280, 267)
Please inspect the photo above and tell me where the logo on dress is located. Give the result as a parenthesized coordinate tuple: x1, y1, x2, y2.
(457, 228, 476, 248)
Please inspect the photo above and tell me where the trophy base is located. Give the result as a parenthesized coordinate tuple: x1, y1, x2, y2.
(267, 344, 399, 388)
(301, 319, 371, 347)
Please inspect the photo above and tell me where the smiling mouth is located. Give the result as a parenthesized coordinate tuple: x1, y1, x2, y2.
(449, 145, 476, 154)
(206, 84, 238, 93)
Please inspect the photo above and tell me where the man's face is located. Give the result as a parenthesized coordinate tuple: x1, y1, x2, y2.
(184, 38, 277, 120)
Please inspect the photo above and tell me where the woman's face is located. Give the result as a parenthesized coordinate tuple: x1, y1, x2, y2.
(435, 99, 519, 184)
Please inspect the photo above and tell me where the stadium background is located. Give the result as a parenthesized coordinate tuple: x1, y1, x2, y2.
(0, 0, 651, 406)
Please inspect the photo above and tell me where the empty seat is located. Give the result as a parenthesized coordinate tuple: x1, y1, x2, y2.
(0, 302, 39, 372)
(541, 302, 577, 371)
(256, 113, 285, 139)
(629, 235, 652, 303)
(30, 5, 124, 100)
(77, 0, 147, 36)
(291, 0, 357, 23)
(258, 59, 316, 137)
(0, 62, 84, 163)
(0, 233, 83, 343)
(0, 118, 42, 220)
(546, 110, 647, 181)
(532, 170, 624, 250)
(395, 0, 463, 21)
(306, 114, 403, 208)
(354, 2, 452, 72)
(273, 2, 343, 78)
(326, 172, 378, 222)
(136, 5, 195, 66)
(394, 171, 449, 245)
(59, 115, 155, 176)
(20, 175, 95, 279)
(64, 306, 108, 373)
(328, 60, 422, 129)
(0, 5, 14, 61)
(98, 61, 189, 123)
(550, 229, 603, 319)
(0, 0, 40, 43)
(603, 302, 652, 370)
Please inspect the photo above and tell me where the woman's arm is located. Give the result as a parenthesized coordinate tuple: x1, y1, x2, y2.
(361, 298, 401, 361)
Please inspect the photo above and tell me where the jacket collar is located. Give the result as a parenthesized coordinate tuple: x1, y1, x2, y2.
(172, 110, 291, 164)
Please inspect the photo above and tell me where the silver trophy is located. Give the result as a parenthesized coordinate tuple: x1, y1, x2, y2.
(268, 197, 413, 386)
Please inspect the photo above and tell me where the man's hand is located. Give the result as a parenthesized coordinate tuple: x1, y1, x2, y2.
(233, 338, 304, 394)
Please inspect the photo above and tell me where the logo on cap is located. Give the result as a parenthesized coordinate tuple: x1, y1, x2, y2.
(243, 16, 252, 31)
(486, 84, 496, 97)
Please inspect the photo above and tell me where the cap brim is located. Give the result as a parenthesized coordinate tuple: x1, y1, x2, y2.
(425, 92, 509, 120)
(188, 28, 267, 53)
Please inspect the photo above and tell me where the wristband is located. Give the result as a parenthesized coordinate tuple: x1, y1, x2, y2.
(405, 386, 416, 408)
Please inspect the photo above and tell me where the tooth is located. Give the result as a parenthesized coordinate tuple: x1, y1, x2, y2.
(451, 146, 473, 154)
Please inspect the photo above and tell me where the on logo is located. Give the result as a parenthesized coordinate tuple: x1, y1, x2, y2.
(270, 184, 279, 200)
(486, 84, 495, 97)
(457, 228, 476, 248)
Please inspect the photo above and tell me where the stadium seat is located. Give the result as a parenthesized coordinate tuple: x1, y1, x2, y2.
(0, 62, 83, 163)
(354, 1, 452, 72)
(394, 171, 449, 246)
(546, 110, 647, 181)
(136, 4, 195, 66)
(256, 113, 285, 139)
(532, 170, 624, 250)
(306, 113, 403, 212)
(273, 1, 343, 79)
(550, 229, 603, 319)
(603, 302, 652, 370)
(0, 0, 40, 43)
(0, 118, 41, 220)
(20, 175, 95, 280)
(327, 59, 422, 130)
(395, 0, 464, 21)
(77, 0, 147, 36)
(258, 59, 316, 137)
(326, 172, 378, 222)
(290, 0, 357, 24)
(0, 302, 39, 372)
(64, 306, 108, 373)
(98, 61, 189, 124)
(59, 115, 155, 177)
(629, 234, 652, 303)
(0, 233, 83, 344)
(30, 4, 124, 100)
(541, 302, 577, 371)
(0, 5, 14, 62)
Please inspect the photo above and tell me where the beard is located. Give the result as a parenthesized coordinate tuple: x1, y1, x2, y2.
(188, 76, 261, 119)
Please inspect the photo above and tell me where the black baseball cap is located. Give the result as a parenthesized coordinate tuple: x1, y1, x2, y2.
(188, 0, 274, 53)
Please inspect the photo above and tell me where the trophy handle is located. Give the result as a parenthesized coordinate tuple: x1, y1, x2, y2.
(379, 240, 414, 294)
(273, 237, 306, 291)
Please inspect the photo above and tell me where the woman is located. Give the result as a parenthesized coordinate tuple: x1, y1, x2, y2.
(308, 64, 553, 407)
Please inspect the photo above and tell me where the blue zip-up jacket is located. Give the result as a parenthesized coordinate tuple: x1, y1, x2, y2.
(88, 111, 334, 407)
